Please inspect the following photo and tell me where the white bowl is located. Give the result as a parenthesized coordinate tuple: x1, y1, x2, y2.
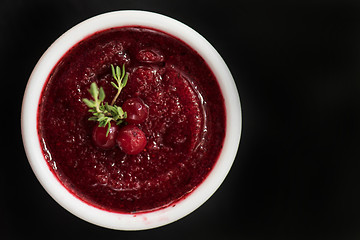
(21, 10, 242, 230)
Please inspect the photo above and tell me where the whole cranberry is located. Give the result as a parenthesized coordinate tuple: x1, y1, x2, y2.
(92, 122, 119, 150)
(122, 98, 149, 124)
(116, 125, 147, 155)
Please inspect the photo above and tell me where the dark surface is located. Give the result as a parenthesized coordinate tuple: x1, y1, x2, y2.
(2, 0, 360, 239)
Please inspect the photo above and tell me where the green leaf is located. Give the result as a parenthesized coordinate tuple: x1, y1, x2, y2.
(82, 98, 95, 108)
(117, 106, 124, 116)
(89, 82, 99, 99)
(106, 121, 111, 136)
(111, 64, 117, 80)
(99, 87, 105, 102)
(121, 73, 128, 88)
(111, 81, 119, 90)
(110, 107, 118, 115)
(98, 116, 106, 122)
(88, 116, 98, 121)
(103, 102, 109, 111)
(121, 64, 126, 79)
(116, 66, 121, 80)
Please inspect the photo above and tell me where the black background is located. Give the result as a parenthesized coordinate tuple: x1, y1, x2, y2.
(2, 0, 360, 239)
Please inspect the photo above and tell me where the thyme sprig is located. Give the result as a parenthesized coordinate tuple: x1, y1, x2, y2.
(82, 64, 129, 136)
(110, 64, 128, 105)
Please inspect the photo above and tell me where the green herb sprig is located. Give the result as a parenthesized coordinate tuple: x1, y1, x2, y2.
(110, 64, 128, 105)
(82, 64, 129, 136)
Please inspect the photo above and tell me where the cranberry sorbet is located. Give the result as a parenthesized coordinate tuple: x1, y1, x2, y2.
(38, 27, 226, 213)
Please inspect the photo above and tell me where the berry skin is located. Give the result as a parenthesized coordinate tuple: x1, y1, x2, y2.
(92, 122, 119, 150)
(122, 98, 149, 124)
(116, 125, 147, 155)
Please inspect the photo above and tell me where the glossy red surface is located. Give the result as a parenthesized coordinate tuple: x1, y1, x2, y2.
(122, 97, 149, 124)
(116, 124, 147, 155)
(92, 122, 119, 150)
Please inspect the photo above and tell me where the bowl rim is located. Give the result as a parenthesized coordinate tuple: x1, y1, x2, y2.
(21, 10, 242, 230)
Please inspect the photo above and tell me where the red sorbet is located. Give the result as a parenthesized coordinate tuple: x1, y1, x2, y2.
(37, 27, 226, 213)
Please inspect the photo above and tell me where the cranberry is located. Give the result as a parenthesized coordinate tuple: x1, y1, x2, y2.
(116, 125, 147, 155)
(122, 98, 149, 124)
(92, 122, 119, 150)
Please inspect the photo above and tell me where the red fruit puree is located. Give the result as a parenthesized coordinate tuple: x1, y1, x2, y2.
(37, 27, 226, 213)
